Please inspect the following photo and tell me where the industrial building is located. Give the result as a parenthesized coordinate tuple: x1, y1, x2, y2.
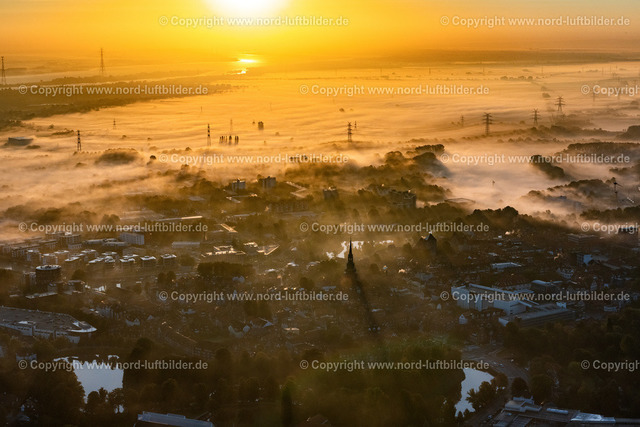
(6, 136, 33, 146)
(498, 304, 575, 328)
(492, 397, 640, 426)
(135, 412, 212, 427)
(0, 306, 96, 343)
(451, 283, 529, 315)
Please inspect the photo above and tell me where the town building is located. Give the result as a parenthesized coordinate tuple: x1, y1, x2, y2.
(0, 306, 96, 343)
(230, 178, 246, 192)
(120, 232, 145, 246)
(135, 412, 212, 427)
(258, 176, 277, 190)
(491, 397, 640, 426)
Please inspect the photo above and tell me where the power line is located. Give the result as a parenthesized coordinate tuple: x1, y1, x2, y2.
(100, 48, 105, 76)
(1, 56, 6, 86)
(613, 178, 623, 206)
(483, 113, 493, 136)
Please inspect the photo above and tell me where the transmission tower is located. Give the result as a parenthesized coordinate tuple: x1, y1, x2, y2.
(483, 113, 493, 136)
(347, 122, 353, 142)
(1, 57, 6, 86)
(613, 178, 622, 206)
(100, 48, 105, 76)
(207, 124, 211, 147)
(460, 115, 465, 127)
(533, 109, 539, 126)
(77, 130, 82, 152)
(555, 96, 565, 113)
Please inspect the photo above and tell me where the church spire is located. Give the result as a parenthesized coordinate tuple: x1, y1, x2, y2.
(346, 239, 356, 274)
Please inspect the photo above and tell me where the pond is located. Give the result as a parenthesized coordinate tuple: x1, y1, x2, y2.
(58, 356, 124, 398)
(455, 368, 494, 415)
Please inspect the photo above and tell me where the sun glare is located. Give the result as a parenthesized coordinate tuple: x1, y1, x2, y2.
(207, 0, 286, 17)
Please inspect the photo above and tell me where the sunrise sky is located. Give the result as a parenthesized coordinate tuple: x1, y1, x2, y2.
(2, 0, 639, 64)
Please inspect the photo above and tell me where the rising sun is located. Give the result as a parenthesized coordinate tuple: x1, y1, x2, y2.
(207, 0, 286, 17)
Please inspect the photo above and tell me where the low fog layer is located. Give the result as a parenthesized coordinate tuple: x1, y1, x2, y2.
(1, 61, 640, 237)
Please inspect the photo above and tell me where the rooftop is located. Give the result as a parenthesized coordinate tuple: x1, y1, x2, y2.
(0, 306, 96, 334)
(136, 411, 212, 427)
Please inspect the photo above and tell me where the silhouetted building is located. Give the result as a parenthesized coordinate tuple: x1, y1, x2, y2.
(269, 198, 309, 213)
(344, 241, 380, 334)
(259, 176, 277, 189)
(231, 179, 246, 192)
(367, 184, 416, 208)
(35, 265, 62, 289)
(323, 187, 339, 200)
(7, 136, 33, 146)
(415, 233, 437, 258)
(387, 189, 416, 208)
(568, 233, 596, 248)
(345, 240, 356, 276)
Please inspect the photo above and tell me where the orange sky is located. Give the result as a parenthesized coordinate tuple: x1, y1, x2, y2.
(2, 0, 639, 64)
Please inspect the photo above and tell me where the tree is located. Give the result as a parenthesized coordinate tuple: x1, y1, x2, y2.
(281, 383, 293, 427)
(531, 374, 554, 403)
(166, 270, 176, 283)
(71, 269, 87, 281)
(467, 381, 497, 411)
(299, 276, 314, 291)
(511, 377, 529, 397)
(493, 372, 509, 390)
(263, 376, 279, 402)
(239, 377, 260, 402)
(179, 254, 196, 267)
(197, 263, 214, 279)
(193, 383, 208, 410)
(108, 388, 125, 413)
(86, 388, 113, 422)
(161, 378, 178, 405)
(157, 272, 167, 286)
(27, 369, 85, 425)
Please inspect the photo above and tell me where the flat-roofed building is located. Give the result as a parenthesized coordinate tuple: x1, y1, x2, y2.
(135, 411, 212, 427)
(498, 303, 575, 328)
(120, 232, 145, 246)
(0, 306, 96, 343)
(491, 262, 523, 272)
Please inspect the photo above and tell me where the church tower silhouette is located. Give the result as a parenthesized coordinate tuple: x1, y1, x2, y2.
(343, 239, 380, 334)
(345, 239, 356, 276)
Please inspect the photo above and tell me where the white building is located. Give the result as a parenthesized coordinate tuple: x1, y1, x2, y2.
(450, 284, 529, 315)
(491, 262, 523, 272)
(120, 232, 145, 246)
